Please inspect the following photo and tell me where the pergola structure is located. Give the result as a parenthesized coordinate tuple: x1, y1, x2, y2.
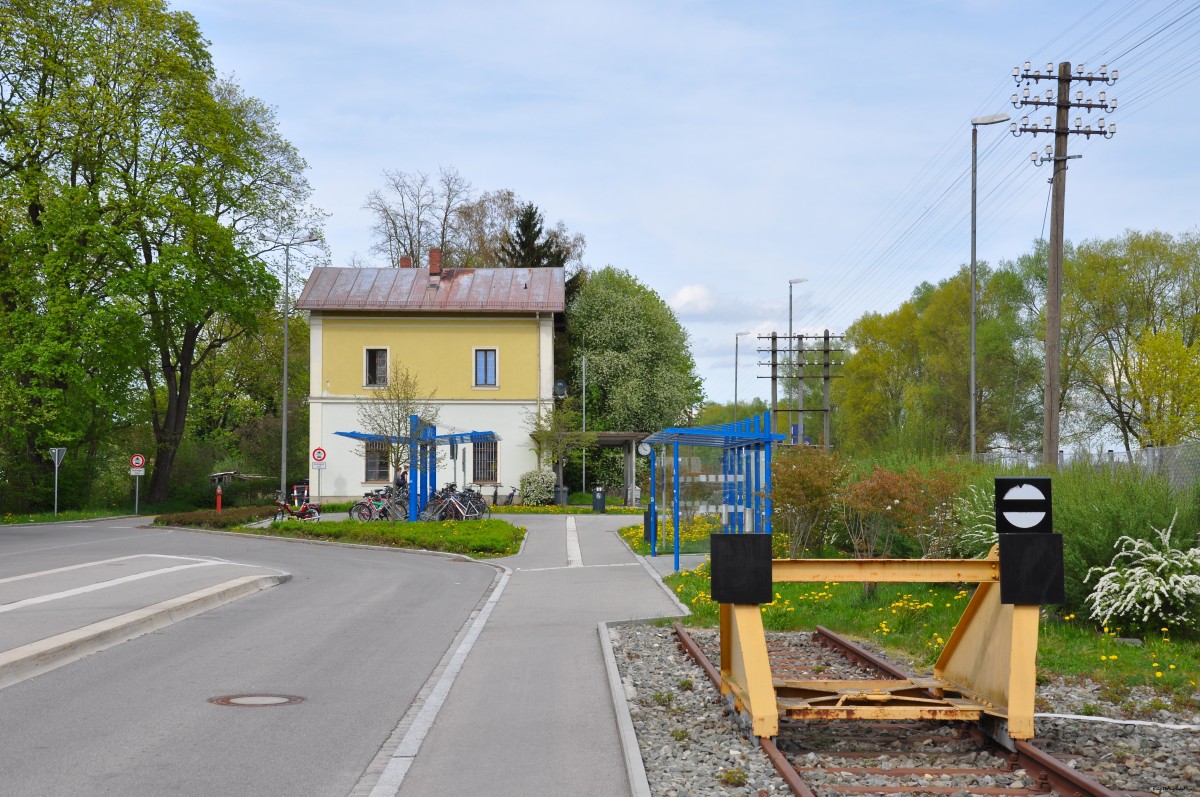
(642, 412, 785, 571)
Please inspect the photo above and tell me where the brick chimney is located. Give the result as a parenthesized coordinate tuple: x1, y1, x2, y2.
(399, 255, 412, 268)
(428, 248, 443, 288)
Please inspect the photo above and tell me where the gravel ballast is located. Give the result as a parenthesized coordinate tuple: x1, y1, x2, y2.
(610, 624, 1200, 796)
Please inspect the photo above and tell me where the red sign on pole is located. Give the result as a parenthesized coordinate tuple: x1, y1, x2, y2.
(130, 454, 146, 468)
(311, 447, 327, 463)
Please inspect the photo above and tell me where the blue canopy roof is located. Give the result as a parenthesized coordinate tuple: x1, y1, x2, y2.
(334, 430, 500, 446)
(642, 420, 784, 449)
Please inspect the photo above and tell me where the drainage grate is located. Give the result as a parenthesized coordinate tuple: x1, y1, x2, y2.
(209, 694, 304, 707)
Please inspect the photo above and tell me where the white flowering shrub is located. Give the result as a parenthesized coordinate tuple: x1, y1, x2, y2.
(518, 468, 558, 506)
(1084, 513, 1200, 633)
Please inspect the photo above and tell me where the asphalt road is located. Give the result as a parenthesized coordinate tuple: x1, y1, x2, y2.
(0, 517, 496, 796)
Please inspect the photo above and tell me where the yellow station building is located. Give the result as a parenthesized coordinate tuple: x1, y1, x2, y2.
(295, 256, 564, 501)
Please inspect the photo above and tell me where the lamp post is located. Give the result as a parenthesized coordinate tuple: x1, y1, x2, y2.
(788, 278, 808, 442)
(259, 231, 319, 501)
(969, 113, 1010, 461)
(734, 330, 751, 422)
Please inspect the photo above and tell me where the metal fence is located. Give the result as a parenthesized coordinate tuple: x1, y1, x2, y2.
(977, 441, 1200, 492)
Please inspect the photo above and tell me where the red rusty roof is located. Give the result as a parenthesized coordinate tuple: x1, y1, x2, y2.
(295, 267, 565, 313)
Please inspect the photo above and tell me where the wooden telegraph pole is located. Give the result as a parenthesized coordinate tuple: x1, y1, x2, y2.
(1010, 60, 1118, 466)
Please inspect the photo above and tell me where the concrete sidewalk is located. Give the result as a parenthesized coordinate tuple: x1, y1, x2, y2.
(0, 553, 289, 691)
(366, 513, 687, 797)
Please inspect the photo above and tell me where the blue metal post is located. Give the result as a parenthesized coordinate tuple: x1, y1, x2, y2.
(722, 447, 732, 534)
(736, 427, 746, 533)
(748, 412, 758, 532)
(649, 447, 657, 557)
(764, 410, 773, 535)
(672, 442, 681, 572)
(408, 414, 419, 521)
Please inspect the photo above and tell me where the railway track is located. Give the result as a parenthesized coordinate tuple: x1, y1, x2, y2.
(673, 622, 1124, 797)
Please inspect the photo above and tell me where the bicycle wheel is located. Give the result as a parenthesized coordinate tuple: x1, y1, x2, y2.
(462, 496, 488, 520)
(418, 498, 446, 522)
(350, 501, 372, 521)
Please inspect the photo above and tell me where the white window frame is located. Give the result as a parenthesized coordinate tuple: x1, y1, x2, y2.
(364, 347, 389, 388)
(473, 347, 499, 389)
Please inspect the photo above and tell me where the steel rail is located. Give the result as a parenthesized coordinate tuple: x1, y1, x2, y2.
(673, 622, 1121, 797)
(812, 626, 1122, 797)
(673, 623, 817, 797)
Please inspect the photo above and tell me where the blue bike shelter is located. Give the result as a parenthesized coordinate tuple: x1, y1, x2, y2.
(334, 415, 500, 520)
(641, 411, 785, 572)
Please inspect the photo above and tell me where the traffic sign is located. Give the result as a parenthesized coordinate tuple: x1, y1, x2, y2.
(995, 477, 1052, 534)
(130, 467, 145, 476)
(312, 447, 327, 463)
(130, 453, 146, 468)
(312, 462, 327, 470)
(49, 447, 66, 466)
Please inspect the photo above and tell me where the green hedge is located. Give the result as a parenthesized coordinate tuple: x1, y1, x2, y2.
(153, 505, 276, 529)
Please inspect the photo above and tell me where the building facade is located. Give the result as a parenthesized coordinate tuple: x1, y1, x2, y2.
(296, 259, 564, 501)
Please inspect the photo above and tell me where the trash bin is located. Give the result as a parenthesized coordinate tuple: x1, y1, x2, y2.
(592, 485, 606, 513)
(554, 485, 569, 506)
(643, 510, 651, 543)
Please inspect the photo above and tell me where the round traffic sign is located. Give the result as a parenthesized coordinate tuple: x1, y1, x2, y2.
(312, 447, 327, 463)
(1001, 483, 1046, 529)
(130, 454, 146, 468)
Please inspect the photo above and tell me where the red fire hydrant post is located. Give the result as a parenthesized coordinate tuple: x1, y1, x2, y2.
(216, 484, 223, 512)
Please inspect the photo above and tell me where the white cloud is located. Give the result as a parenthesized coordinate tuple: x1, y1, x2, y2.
(669, 284, 717, 316)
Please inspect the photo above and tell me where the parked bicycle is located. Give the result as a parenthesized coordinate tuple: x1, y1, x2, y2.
(491, 485, 517, 506)
(349, 485, 408, 521)
(275, 493, 321, 522)
(419, 482, 490, 521)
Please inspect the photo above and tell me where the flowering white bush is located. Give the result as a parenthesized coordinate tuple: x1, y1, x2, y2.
(518, 468, 558, 506)
(1084, 512, 1200, 633)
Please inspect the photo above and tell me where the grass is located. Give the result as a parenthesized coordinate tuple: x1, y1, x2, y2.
(664, 562, 1200, 707)
(234, 517, 525, 558)
(617, 515, 719, 555)
(2, 507, 134, 524)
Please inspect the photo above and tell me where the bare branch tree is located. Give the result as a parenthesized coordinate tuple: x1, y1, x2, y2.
(355, 361, 441, 473)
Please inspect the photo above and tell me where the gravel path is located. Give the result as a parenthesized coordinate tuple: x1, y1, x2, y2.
(610, 623, 1200, 796)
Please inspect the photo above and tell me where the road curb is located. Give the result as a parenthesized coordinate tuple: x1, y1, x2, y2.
(0, 573, 290, 691)
(599, 621, 654, 797)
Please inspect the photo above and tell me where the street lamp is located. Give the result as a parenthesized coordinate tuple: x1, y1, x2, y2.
(734, 330, 751, 422)
(788, 278, 808, 442)
(969, 113, 1010, 461)
(259, 230, 320, 501)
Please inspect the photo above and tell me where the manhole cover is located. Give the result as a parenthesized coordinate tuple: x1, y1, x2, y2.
(209, 694, 304, 707)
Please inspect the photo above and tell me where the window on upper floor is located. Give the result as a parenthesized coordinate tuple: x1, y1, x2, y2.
(473, 440, 498, 483)
(474, 348, 497, 388)
(365, 348, 388, 387)
(364, 441, 389, 482)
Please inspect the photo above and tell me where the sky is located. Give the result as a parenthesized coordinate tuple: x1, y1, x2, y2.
(187, 0, 1200, 404)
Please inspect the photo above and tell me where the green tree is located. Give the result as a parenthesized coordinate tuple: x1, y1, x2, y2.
(1068, 230, 1200, 451)
(525, 396, 597, 488)
(0, 0, 316, 506)
(498, 202, 581, 270)
(566, 267, 704, 432)
(1127, 329, 1200, 446)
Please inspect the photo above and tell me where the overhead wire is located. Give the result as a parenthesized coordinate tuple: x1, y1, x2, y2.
(814, 0, 1200, 330)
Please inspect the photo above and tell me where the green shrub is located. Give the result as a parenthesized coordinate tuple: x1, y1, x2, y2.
(153, 505, 276, 529)
(1054, 464, 1199, 611)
